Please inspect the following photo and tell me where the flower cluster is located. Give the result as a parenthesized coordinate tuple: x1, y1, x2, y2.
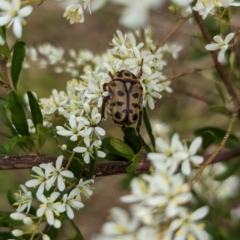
(10, 156, 94, 239)
(93, 133, 209, 240)
(23, 29, 182, 164)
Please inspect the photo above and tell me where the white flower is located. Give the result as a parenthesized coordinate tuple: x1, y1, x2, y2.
(192, 0, 216, 19)
(36, 192, 65, 225)
(13, 185, 32, 213)
(148, 133, 188, 174)
(63, 4, 84, 24)
(73, 136, 106, 163)
(0, 0, 33, 38)
(205, 33, 235, 62)
(42, 235, 50, 240)
(170, 206, 209, 240)
(56, 115, 85, 141)
(25, 163, 55, 191)
(101, 207, 139, 236)
(12, 229, 23, 237)
(74, 178, 94, 199)
(181, 137, 204, 175)
(118, 0, 164, 28)
(220, 0, 240, 7)
(47, 155, 74, 191)
(146, 174, 192, 218)
(62, 189, 84, 219)
(10, 212, 33, 225)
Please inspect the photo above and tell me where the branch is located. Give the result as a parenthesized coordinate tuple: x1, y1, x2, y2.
(191, 3, 240, 106)
(1, 145, 240, 176)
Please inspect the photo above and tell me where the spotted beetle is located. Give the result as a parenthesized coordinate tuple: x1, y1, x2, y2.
(101, 60, 144, 141)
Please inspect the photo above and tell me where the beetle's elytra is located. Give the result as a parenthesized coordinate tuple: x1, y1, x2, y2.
(101, 60, 144, 140)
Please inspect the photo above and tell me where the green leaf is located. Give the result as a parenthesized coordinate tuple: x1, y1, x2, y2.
(4, 136, 34, 152)
(69, 157, 84, 178)
(103, 138, 135, 161)
(194, 126, 239, 148)
(143, 107, 154, 152)
(36, 124, 48, 147)
(11, 41, 26, 89)
(69, 220, 85, 240)
(46, 226, 58, 240)
(7, 190, 15, 206)
(0, 106, 18, 137)
(87, 146, 98, 179)
(199, 131, 215, 149)
(215, 83, 225, 104)
(7, 90, 30, 136)
(214, 161, 240, 181)
(0, 212, 10, 227)
(0, 96, 7, 107)
(208, 105, 231, 116)
(123, 127, 142, 154)
(0, 27, 10, 58)
(126, 154, 142, 173)
(27, 91, 43, 127)
(0, 232, 14, 239)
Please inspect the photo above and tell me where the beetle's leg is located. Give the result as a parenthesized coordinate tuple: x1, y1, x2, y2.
(137, 59, 144, 79)
(108, 72, 114, 80)
(101, 82, 110, 121)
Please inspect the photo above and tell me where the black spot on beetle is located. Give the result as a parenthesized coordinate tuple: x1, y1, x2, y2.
(132, 93, 139, 98)
(114, 112, 122, 119)
(111, 102, 116, 107)
(132, 103, 139, 108)
(139, 86, 143, 90)
(132, 114, 138, 121)
(117, 101, 124, 106)
(117, 90, 125, 96)
(111, 82, 117, 87)
(117, 71, 123, 78)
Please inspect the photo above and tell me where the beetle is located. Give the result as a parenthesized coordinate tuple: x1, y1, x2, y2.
(101, 60, 144, 141)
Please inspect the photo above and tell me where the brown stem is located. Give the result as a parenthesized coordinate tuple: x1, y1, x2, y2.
(153, 15, 191, 54)
(191, 4, 240, 106)
(190, 111, 238, 189)
(1, 145, 240, 176)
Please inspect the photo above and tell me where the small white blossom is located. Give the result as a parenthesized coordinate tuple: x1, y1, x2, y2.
(12, 229, 23, 237)
(62, 189, 84, 219)
(56, 115, 85, 141)
(63, 4, 84, 24)
(181, 137, 204, 175)
(205, 33, 235, 62)
(220, 0, 240, 7)
(36, 192, 65, 225)
(13, 185, 32, 213)
(101, 207, 139, 236)
(0, 0, 33, 38)
(47, 155, 74, 191)
(170, 206, 209, 240)
(73, 136, 106, 163)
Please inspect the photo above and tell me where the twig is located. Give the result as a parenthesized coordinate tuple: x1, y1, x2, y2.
(163, 65, 214, 82)
(190, 111, 238, 189)
(153, 15, 191, 54)
(191, 3, 240, 106)
(1, 144, 240, 177)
